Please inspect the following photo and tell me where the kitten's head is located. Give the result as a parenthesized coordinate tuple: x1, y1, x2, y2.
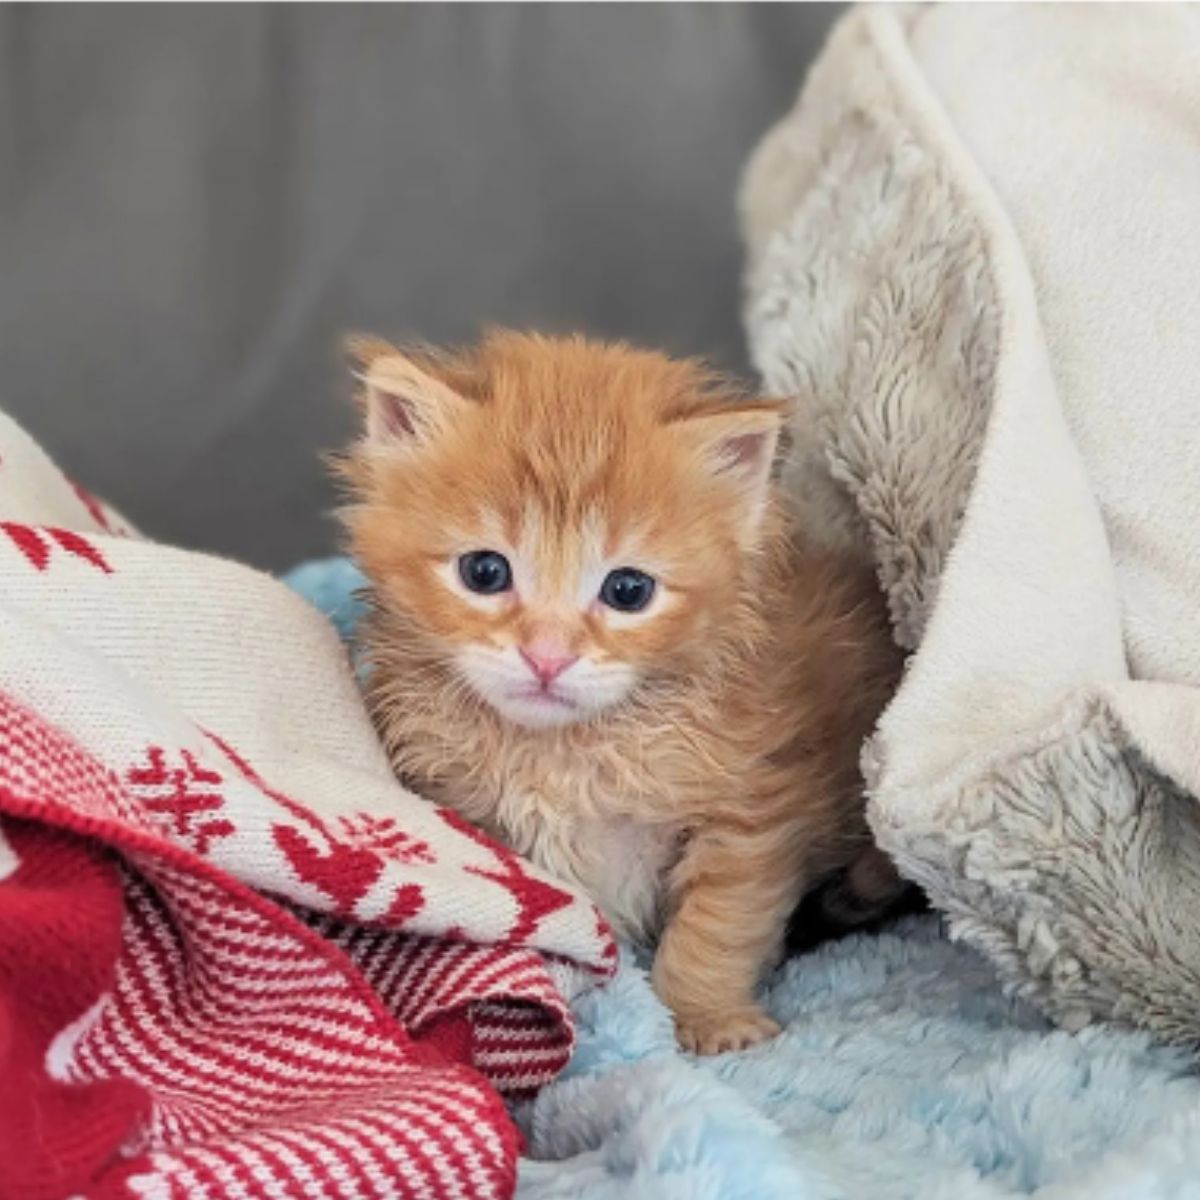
(339, 331, 785, 730)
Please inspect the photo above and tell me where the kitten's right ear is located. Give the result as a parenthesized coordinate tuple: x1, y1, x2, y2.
(346, 335, 469, 448)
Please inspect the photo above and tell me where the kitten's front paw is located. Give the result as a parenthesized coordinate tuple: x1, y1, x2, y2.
(675, 1006, 781, 1056)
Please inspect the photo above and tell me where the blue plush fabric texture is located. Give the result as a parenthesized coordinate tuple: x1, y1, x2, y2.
(283, 555, 369, 643)
(285, 556, 1200, 1199)
(517, 926, 1200, 1199)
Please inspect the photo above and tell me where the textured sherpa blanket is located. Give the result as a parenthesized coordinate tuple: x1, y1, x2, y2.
(742, 2, 1200, 1043)
(0, 412, 613, 1200)
(288, 558, 1200, 1200)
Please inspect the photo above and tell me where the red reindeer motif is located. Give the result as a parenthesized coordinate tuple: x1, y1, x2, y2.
(205, 732, 431, 925)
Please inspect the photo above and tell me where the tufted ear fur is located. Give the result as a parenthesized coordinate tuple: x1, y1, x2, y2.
(346, 335, 471, 449)
(676, 401, 786, 535)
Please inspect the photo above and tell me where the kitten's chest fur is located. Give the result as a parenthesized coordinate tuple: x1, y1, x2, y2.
(387, 706, 702, 942)
(490, 788, 680, 945)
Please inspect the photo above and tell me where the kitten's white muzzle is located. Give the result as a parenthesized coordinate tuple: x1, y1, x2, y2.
(457, 646, 635, 729)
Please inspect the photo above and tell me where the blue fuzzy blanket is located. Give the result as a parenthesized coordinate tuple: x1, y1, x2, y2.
(286, 558, 1200, 1199)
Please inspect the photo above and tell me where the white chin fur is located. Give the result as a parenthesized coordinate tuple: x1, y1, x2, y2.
(491, 693, 589, 730)
(457, 648, 635, 730)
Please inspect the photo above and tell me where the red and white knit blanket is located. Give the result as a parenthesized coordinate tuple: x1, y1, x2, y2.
(0, 413, 615, 1200)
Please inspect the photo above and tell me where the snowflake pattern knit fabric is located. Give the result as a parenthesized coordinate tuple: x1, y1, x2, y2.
(0, 411, 614, 1200)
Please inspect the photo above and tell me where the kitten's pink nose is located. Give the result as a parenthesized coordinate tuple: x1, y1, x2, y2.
(519, 644, 577, 687)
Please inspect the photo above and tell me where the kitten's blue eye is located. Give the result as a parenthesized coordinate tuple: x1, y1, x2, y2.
(458, 550, 512, 595)
(600, 568, 655, 613)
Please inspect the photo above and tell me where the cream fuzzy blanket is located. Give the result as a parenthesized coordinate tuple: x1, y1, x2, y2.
(742, 2, 1200, 1040)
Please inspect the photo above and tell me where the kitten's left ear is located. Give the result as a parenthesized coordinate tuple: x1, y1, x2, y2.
(683, 402, 786, 534)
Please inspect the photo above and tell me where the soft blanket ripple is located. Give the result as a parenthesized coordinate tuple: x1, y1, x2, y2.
(286, 557, 1200, 1200)
(516, 923, 1200, 1200)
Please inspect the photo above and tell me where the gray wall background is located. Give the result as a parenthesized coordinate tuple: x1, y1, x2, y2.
(0, 4, 842, 570)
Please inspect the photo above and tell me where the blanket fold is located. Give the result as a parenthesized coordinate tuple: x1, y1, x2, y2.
(0, 412, 613, 1200)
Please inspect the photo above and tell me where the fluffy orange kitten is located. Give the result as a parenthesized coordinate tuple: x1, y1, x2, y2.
(339, 330, 905, 1054)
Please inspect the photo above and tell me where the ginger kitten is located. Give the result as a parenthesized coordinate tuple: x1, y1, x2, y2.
(339, 330, 905, 1054)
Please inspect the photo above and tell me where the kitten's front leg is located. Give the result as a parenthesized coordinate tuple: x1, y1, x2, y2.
(651, 815, 806, 1055)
